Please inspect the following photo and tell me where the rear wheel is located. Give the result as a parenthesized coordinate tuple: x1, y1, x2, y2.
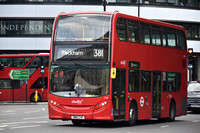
(168, 102, 176, 122)
(127, 103, 137, 126)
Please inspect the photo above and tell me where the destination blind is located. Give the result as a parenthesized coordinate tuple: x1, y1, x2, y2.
(54, 44, 108, 61)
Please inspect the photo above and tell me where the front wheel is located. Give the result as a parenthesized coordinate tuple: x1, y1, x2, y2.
(127, 103, 137, 126)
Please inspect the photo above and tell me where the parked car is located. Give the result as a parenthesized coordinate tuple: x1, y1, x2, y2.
(187, 81, 200, 112)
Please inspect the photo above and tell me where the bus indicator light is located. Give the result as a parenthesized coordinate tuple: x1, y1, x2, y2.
(111, 68, 116, 79)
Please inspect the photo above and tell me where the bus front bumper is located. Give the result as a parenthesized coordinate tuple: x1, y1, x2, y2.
(48, 100, 113, 121)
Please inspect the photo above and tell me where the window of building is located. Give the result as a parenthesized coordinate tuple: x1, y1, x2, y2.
(141, 70, 151, 92)
(0, 19, 53, 37)
(129, 69, 140, 92)
(152, 25, 161, 45)
(199, 25, 200, 38)
(170, 22, 200, 40)
(117, 18, 127, 41)
(140, 23, 151, 44)
(0, 0, 200, 9)
(128, 20, 139, 43)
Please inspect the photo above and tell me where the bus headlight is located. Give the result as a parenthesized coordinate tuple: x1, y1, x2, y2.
(95, 100, 109, 111)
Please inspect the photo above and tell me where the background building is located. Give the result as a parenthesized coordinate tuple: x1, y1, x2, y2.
(0, 0, 200, 80)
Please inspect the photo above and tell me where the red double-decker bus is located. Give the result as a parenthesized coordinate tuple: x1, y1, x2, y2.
(48, 11, 187, 125)
(0, 53, 49, 102)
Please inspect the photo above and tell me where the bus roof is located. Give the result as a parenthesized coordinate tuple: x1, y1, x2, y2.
(113, 12, 185, 31)
(56, 11, 185, 31)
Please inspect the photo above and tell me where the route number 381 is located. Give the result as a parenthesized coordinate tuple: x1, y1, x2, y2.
(94, 49, 104, 58)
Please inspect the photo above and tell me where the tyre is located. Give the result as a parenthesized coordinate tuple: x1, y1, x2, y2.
(168, 102, 176, 122)
(72, 120, 82, 126)
(127, 103, 137, 126)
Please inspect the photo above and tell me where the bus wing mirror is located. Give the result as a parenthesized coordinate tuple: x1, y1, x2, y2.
(111, 68, 116, 79)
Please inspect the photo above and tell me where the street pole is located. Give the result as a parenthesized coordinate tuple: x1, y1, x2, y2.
(138, 0, 140, 17)
(189, 70, 192, 82)
(42, 73, 44, 102)
(103, 0, 107, 12)
(26, 80, 27, 103)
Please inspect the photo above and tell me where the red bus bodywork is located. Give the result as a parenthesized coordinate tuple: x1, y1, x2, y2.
(0, 54, 49, 102)
(48, 11, 187, 124)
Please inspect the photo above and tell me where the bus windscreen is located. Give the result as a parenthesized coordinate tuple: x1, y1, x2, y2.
(55, 14, 111, 41)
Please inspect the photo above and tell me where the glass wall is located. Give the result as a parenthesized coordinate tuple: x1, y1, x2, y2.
(169, 22, 200, 40)
(0, 0, 200, 9)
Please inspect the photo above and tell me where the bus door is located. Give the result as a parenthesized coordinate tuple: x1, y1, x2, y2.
(112, 69, 126, 120)
(152, 71, 161, 118)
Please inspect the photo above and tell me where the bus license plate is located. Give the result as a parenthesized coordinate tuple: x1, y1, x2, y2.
(71, 115, 85, 119)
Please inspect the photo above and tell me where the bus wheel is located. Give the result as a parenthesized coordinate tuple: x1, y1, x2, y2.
(72, 120, 82, 126)
(168, 102, 176, 122)
(127, 103, 137, 126)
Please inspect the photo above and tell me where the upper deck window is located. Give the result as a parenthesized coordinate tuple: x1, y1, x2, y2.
(117, 18, 127, 41)
(55, 14, 111, 42)
(167, 28, 176, 47)
(140, 23, 151, 44)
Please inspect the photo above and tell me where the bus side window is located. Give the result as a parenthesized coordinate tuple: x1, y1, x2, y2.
(152, 25, 161, 45)
(163, 72, 168, 92)
(141, 70, 151, 92)
(14, 57, 25, 67)
(140, 23, 151, 44)
(30, 77, 48, 89)
(177, 30, 186, 49)
(177, 73, 181, 91)
(0, 57, 13, 67)
(0, 79, 12, 89)
(168, 72, 176, 92)
(116, 18, 127, 41)
(128, 20, 139, 43)
(27, 57, 40, 68)
(167, 28, 176, 47)
(11, 80, 21, 89)
(162, 27, 167, 47)
(44, 56, 49, 67)
(129, 69, 140, 92)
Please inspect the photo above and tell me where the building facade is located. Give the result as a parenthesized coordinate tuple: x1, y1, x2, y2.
(0, 0, 200, 80)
